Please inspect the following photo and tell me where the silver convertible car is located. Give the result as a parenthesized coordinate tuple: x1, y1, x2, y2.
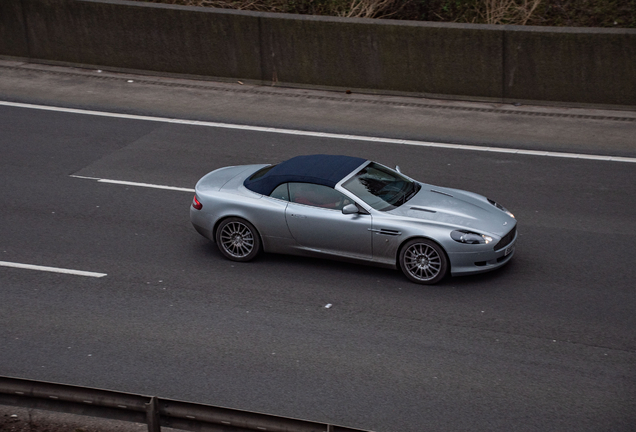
(190, 154, 517, 284)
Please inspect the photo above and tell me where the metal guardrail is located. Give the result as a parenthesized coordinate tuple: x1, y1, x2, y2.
(0, 376, 372, 432)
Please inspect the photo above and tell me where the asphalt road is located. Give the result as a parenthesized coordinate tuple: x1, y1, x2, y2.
(1, 60, 635, 432)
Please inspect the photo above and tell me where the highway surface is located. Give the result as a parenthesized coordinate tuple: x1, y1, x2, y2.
(1, 60, 635, 431)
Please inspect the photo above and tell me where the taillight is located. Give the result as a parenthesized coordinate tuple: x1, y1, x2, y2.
(192, 195, 202, 210)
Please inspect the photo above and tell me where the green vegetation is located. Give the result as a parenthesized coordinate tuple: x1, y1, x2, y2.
(139, 0, 635, 27)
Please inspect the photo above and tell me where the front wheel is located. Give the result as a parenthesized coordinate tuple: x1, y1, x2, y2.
(215, 217, 261, 262)
(399, 239, 448, 284)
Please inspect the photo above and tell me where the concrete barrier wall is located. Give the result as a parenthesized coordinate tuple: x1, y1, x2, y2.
(503, 27, 636, 106)
(2, 0, 635, 106)
(4, 0, 263, 79)
(0, 0, 29, 57)
(260, 18, 504, 99)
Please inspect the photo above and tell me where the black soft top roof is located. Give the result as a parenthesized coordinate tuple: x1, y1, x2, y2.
(244, 154, 366, 196)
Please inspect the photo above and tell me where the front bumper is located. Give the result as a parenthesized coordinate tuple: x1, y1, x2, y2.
(448, 231, 517, 276)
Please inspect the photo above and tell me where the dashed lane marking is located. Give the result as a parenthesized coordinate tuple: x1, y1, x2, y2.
(70, 175, 195, 192)
(0, 261, 107, 278)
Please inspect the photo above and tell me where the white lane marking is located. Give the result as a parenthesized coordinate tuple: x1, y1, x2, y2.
(2, 100, 636, 163)
(97, 178, 194, 192)
(0, 261, 107, 278)
(69, 175, 195, 192)
(69, 175, 101, 180)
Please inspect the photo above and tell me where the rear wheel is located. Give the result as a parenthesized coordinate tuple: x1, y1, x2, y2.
(215, 218, 261, 262)
(399, 239, 448, 284)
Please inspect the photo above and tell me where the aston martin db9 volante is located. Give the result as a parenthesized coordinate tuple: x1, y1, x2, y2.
(190, 154, 517, 284)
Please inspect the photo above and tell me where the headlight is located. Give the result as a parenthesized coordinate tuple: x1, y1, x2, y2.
(451, 230, 493, 245)
(488, 198, 515, 219)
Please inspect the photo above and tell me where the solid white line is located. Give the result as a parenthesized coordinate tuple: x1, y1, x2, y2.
(2, 100, 636, 164)
(69, 175, 194, 192)
(0, 261, 107, 278)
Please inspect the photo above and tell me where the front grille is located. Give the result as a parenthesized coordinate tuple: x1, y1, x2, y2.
(494, 226, 516, 251)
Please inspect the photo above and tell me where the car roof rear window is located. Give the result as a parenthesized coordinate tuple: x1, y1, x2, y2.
(244, 155, 366, 196)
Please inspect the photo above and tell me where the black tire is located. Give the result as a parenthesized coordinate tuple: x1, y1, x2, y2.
(399, 238, 448, 284)
(215, 217, 261, 262)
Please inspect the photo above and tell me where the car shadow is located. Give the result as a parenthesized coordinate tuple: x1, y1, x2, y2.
(194, 236, 518, 290)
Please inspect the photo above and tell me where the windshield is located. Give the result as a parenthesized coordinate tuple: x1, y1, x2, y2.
(342, 163, 421, 211)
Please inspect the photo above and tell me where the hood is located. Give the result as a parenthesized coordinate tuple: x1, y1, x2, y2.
(388, 184, 515, 237)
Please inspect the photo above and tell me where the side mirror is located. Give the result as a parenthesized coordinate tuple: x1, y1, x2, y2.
(342, 203, 359, 215)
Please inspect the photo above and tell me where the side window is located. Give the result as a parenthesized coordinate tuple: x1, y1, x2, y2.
(270, 183, 289, 201)
(288, 183, 351, 210)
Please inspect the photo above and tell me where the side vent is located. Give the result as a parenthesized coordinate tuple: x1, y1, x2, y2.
(369, 228, 401, 236)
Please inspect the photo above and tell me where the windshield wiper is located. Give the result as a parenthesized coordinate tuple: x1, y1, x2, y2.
(396, 183, 420, 206)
